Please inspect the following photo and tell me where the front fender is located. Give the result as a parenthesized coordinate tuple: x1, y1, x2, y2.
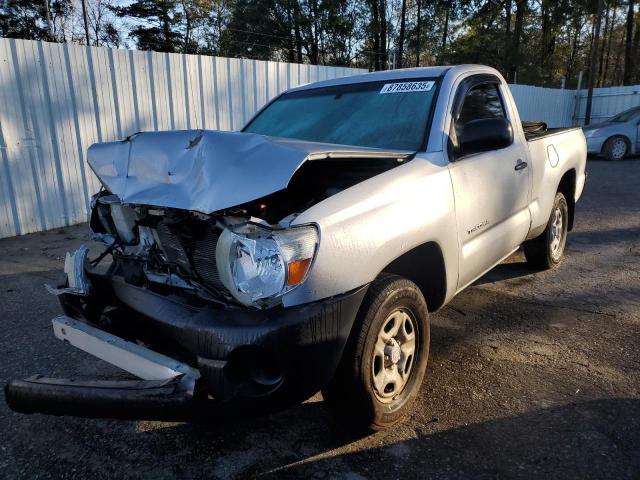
(282, 153, 458, 307)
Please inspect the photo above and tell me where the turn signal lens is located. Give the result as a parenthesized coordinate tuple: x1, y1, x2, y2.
(287, 258, 312, 286)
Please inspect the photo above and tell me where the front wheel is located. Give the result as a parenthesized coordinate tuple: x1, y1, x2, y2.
(523, 192, 569, 269)
(322, 275, 430, 431)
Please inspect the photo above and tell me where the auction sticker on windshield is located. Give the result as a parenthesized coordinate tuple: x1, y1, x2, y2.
(379, 81, 435, 94)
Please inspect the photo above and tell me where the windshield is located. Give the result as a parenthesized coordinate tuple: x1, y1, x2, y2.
(243, 79, 440, 151)
(609, 107, 640, 122)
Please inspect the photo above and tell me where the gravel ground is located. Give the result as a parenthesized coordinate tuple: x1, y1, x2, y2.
(0, 159, 639, 479)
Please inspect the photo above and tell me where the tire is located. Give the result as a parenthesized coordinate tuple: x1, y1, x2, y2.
(602, 136, 628, 161)
(322, 274, 430, 431)
(523, 192, 569, 270)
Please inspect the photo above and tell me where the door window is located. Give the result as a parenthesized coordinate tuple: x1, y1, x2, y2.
(455, 83, 505, 137)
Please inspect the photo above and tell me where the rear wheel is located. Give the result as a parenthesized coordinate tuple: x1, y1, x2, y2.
(602, 136, 628, 161)
(322, 275, 430, 431)
(524, 192, 569, 269)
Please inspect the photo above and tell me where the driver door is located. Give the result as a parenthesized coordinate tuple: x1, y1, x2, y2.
(448, 77, 531, 289)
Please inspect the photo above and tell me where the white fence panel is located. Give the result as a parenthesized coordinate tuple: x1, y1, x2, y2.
(574, 85, 640, 124)
(509, 84, 576, 127)
(0, 38, 366, 238)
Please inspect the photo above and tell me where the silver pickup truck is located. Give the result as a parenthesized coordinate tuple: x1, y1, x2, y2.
(6, 65, 587, 430)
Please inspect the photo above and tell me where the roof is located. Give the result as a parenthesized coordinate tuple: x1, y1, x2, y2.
(288, 64, 497, 92)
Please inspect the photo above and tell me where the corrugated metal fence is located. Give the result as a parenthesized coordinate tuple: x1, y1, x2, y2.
(574, 84, 640, 124)
(510, 83, 640, 127)
(1, 38, 639, 239)
(0, 38, 366, 238)
(509, 84, 576, 127)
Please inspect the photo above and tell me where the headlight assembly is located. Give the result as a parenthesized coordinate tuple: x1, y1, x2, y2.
(216, 223, 319, 306)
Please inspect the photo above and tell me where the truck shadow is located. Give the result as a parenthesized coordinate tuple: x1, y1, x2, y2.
(471, 258, 534, 286)
(134, 397, 640, 479)
(469, 223, 640, 289)
(274, 397, 640, 478)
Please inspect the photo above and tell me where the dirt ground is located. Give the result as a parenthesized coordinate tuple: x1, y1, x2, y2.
(0, 159, 639, 479)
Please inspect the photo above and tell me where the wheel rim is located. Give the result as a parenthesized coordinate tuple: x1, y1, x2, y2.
(550, 206, 566, 260)
(611, 139, 626, 159)
(371, 309, 417, 403)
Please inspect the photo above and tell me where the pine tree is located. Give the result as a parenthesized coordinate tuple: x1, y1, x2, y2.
(1, 0, 53, 40)
(112, 0, 183, 52)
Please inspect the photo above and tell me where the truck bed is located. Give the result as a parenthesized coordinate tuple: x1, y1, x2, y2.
(522, 121, 581, 142)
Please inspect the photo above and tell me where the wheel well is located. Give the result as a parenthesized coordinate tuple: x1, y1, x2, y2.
(381, 242, 447, 312)
(557, 169, 576, 230)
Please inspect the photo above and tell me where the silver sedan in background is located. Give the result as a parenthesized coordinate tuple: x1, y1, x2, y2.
(583, 106, 640, 160)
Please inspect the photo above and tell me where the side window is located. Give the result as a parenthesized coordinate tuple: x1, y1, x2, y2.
(455, 83, 505, 137)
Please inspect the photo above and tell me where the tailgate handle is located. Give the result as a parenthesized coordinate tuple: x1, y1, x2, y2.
(514, 159, 528, 171)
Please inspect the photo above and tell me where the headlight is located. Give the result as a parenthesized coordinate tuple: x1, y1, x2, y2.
(216, 223, 319, 306)
(582, 128, 597, 138)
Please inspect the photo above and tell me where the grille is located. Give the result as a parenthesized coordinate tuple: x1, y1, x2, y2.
(155, 222, 223, 290)
(192, 231, 222, 288)
(154, 223, 190, 270)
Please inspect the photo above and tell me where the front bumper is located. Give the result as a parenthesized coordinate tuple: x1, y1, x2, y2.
(6, 269, 367, 420)
(98, 276, 367, 402)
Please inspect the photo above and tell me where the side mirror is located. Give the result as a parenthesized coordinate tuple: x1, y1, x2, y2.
(457, 117, 513, 157)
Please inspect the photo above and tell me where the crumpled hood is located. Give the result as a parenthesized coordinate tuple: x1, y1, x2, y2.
(88, 130, 411, 213)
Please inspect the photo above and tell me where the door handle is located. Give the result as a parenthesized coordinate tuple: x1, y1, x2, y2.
(514, 159, 528, 171)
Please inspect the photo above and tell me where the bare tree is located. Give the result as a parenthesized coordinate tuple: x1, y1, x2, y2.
(415, 0, 421, 67)
(585, 0, 605, 125)
(596, 0, 610, 87)
(508, 0, 526, 82)
(623, 0, 635, 84)
(633, 14, 640, 82)
(43, 0, 53, 40)
(503, 0, 512, 74)
(370, 0, 380, 69)
(440, 0, 452, 63)
(380, 0, 387, 69)
(80, 0, 89, 44)
(601, 0, 618, 87)
(397, 0, 406, 67)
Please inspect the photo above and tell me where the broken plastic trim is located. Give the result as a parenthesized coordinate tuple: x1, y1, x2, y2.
(4, 376, 196, 421)
(4, 316, 205, 421)
(52, 316, 200, 392)
(45, 245, 91, 296)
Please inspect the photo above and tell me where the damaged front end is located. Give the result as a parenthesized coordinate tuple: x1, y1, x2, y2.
(5, 192, 367, 421)
(88, 190, 322, 309)
(5, 130, 410, 421)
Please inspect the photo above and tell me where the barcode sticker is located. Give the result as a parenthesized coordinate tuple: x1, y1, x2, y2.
(379, 81, 435, 94)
